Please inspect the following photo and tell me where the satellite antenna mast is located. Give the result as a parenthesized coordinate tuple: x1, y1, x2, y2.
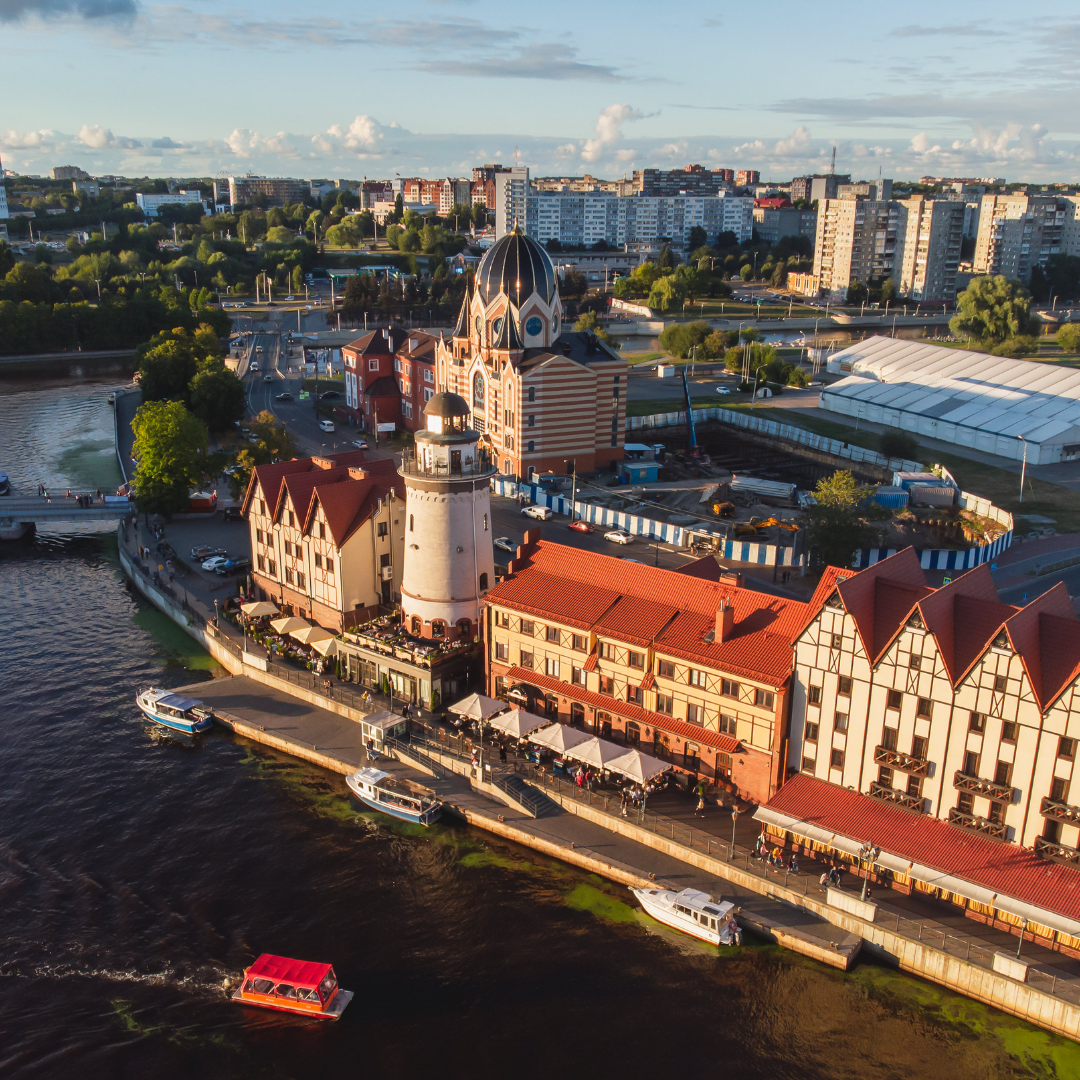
(514, 144, 520, 167)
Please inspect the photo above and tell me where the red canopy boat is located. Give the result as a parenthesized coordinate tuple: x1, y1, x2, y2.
(231, 953, 353, 1019)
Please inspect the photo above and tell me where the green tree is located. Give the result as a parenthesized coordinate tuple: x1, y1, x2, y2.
(573, 310, 617, 348)
(657, 244, 674, 270)
(560, 269, 588, 299)
(687, 226, 707, 251)
(189, 364, 246, 432)
(739, 263, 753, 282)
(648, 274, 686, 312)
(1058, 323, 1080, 354)
(950, 275, 1034, 344)
(131, 400, 209, 515)
(228, 410, 298, 499)
(0, 241, 14, 278)
(879, 428, 919, 462)
(804, 470, 880, 569)
(137, 338, 199, 402)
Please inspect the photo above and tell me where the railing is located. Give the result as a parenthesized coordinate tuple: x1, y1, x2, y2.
(953, 770, 1015, 803)
(494, 775, 548, 817)
(868, 780, 925, 812)
(948, 806, 1008, 840)
(398, 450, 496, 479)
(874, 745, 930, 777)
(386, 736, 445, 780)
(1034, 835, 1080, 866)
(1040, 796, 1080, 823)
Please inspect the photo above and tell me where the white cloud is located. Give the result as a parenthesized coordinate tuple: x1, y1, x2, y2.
(0, 127, 56, 149)
(77, 123, 141, 149)
(581, 104, 641, 162)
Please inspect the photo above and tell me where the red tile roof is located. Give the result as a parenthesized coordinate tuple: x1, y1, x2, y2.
(487, 541, 808, 687)
(503, 666, 739, 753)
(763, 774, 1080, 926)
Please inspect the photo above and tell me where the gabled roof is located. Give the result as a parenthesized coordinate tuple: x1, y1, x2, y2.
(241, 450, 367, 518)
(452, 289, 469, 339)
(487, 541, 808, 687)
(1003, 584, 1080, 712)
(493, 310, 523, 351)
(364, 375, 401, 399)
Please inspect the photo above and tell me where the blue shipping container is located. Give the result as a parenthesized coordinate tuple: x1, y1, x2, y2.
(873, 486, 910, 509)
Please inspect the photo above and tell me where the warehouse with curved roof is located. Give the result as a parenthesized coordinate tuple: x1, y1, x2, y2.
(821, 336, 1080, 465)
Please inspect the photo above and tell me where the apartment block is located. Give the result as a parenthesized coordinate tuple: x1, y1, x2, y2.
(632, 165, 730, 197)
(897, 196, 965, 302)
(227, 175, 308, 207)
(813, 197, 902, 296)
(752, 206, 817, 246)
(136, 190, 205, 218)
(485, 541, 809, 803)
(735, 170, 760, 187)
(973, 193, 1067, 283)
(494, 167, 531, 237)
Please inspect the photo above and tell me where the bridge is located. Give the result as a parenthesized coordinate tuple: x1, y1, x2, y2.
(0, 494, 132, 536)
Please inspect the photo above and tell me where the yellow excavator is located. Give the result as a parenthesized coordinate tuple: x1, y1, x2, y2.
(730, 515, 800, 537)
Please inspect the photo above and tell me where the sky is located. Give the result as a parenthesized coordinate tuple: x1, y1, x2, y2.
(2, 0, 1080, 183)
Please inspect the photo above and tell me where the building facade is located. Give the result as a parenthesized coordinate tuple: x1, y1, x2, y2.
(896, 196, 965, 302)
(227, 175, 308, 207)
(341, 326, 438, 433)
(485, 539, 808, 803)
(241, 451, 406, 629)
(814, 197, 902, 296)
(632, 166, 731, 197)
(435, 228, 627, 479)
(753, 206, 817, 246)
(136, 191, 204, 218)
(789, 549, 1080, 858)
(735, 170, 760, 187)
(973, 194, 1068, 283)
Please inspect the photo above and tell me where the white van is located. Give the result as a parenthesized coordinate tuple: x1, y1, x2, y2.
(319, 419, 336, 433)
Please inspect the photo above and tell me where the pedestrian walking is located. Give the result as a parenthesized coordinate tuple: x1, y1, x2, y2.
(789, 853, 799, 873)
(620, 789, 629, 817)
(695, 779, 707, 816)
(366, 737, 376, 762)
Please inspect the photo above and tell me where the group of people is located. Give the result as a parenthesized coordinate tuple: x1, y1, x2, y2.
(619, 786, 649, 816)
(754, 833, 799, 872)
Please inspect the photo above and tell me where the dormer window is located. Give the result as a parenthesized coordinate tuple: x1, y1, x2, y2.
(992, 630, 1011, 652)
(907, 612, 924, 630)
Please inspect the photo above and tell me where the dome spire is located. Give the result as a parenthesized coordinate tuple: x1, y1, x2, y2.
(452, 287, 469, 339)
(493, 310, 523, 352)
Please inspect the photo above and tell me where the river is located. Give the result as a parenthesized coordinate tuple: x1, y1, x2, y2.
(0, 375, 1077, 1079)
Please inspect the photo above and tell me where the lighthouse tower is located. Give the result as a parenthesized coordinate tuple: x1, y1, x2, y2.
(399, 391, 496, 643)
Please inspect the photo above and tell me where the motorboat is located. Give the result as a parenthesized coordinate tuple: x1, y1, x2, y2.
(0, 473, 9, 496)
(345, 766, 442, 826)
(629, 886, 739, 946)
(231, 953, 353, 1020)
(135, 688, 215, 734)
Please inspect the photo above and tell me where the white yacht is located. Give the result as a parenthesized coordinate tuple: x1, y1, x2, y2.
(629, 886, 738, 946)
(135, 688, 215, 734)
(346, 767, 442, 826)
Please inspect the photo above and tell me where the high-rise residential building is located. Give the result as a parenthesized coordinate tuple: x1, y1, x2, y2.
(632, 166, 730, 197)
(136, 190, 205, 218)
(896, 196, 965, 302)
(807, 174, 852, 205)
(813, 196, 902, 296)
(973, 194, 1068, 283)
(839, 179, 892, 202)
(752, 206, 817, 247)
(1063, 196, 1080, 258)
(735, 170, 760, 187)
(227, 175, 308, 207)
(494, 167, 531, 236)
(0, 153, 8, 222)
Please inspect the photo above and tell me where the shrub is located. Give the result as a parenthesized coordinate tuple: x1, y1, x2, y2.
(1059, 323, 1080, 354)
(879, 428, 919, 462)
(990, 335, 1037, 358)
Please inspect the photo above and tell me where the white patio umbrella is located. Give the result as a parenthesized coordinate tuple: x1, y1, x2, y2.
(311, 637, 338, 657)
(241, 601, 279, 617)
(528, 723, 591, 754)
(488, 707, 549, 739)
(605, 748, 671, 784)
(447, 692, 507, 721)
(563, 736, 625, 770)
(290, 625, 335, 645)
(271, 616, 309, 634)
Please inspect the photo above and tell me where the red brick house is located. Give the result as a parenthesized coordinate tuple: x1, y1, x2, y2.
(341, 326, 438, 434)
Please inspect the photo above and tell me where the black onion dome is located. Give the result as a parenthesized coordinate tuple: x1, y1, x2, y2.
(476, 226, 557, 305)
(424, 391, 470, 419)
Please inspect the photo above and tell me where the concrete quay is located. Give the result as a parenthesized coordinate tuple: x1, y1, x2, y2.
(119, 526, 1080, 1040)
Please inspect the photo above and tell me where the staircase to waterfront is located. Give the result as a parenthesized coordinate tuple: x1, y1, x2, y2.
(495, 774, 560, 818)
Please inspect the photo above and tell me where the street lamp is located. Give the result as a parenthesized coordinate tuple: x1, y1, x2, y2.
(858, 840, 880, 902)
(730, 805, 739, 859)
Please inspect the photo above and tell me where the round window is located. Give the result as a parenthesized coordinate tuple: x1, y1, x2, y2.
(492, 317, 504, 337)
(474, 314, 483, 335)
(525, 316, 543, 337)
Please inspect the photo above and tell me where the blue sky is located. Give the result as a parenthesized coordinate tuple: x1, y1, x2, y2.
(2, 0, 1079, 181)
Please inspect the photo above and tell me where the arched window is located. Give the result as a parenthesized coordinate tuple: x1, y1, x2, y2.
(456, 618, 472, 639)
(528, 386, 535, 403)
(473, 370, 485, 410)
(431, 620, 446, 639)
(409, 514, 414, 531)
(479, 573, 488, 591)
(411, 616, 422, 636)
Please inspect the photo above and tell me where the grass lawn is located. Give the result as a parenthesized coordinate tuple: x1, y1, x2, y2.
(621, 350, 663, 365)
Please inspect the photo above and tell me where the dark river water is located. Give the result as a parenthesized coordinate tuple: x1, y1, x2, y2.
(1, 376, 1077, 1079)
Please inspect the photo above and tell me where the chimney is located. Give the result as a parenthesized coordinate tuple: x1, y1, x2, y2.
(715, 599, 735, 643)
(719, 571, 744, 589)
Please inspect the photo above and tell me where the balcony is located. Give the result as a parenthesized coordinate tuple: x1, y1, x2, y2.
(953, 770, 1015, 803)
(874, 745, 930, 777)
(948, 806, 1008, 841)
(1041, 796, 1080, 824)
(398, 449, 496, 480)
(868, 780, 924, 812)
(1034, 835, 1080, 866)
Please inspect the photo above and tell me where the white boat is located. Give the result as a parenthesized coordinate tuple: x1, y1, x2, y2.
(135, 688, 215, 734)
(629, 886, 739, 946)
(345, 767, 442, 826)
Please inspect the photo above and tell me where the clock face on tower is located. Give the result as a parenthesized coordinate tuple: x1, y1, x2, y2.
(474, 314, 483, 335)
(525, 316, 543, 338)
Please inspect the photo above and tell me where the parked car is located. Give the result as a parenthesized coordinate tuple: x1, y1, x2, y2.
(319, 419, 336, 432)
(715, 386, 731, 395)
(521, 505, 553, 520)
(567, 520, 593, 533)
(604, 530, 633, 545)
(494, 536, 516, 553)
(275, 392, 293, 401)
(216, 557, 251, 575)
(263, 374, 273, 383)
(320, 390, 341, 400)
(201, 556, 230, 571)
(191, 545, 226, 560)
(352, 439, 369, 449)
